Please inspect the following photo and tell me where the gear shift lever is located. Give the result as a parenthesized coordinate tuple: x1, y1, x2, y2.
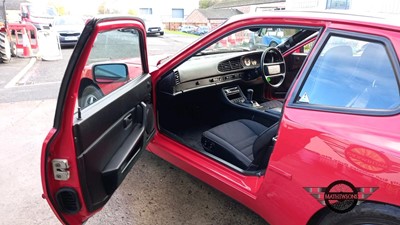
(242, 88, 260, 108)
(246, 89, 254, 103)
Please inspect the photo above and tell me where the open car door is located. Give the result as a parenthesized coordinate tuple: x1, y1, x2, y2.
(41, 17, 155, 225)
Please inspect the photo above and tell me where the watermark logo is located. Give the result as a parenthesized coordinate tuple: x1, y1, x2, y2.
(304, 180, 378, 213)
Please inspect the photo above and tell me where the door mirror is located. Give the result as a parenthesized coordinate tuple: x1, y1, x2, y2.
(93, 63, 129, 83)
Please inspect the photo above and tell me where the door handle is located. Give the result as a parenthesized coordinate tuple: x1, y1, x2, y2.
(123, 113, 133, 128)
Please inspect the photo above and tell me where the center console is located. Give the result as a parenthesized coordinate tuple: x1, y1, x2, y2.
(222, 86, 246, 104)
(221, 85, 282, 115)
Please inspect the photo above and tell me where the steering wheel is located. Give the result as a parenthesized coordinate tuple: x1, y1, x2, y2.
(260, 47, 286, 88)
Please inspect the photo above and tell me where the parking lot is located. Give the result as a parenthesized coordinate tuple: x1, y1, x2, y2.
(0, 33, 267, 225)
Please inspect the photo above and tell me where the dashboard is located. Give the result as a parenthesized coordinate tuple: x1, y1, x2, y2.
(169, 51, 264, 95)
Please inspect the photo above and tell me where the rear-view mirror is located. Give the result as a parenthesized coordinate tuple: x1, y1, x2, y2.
(93, 63, 129, 83)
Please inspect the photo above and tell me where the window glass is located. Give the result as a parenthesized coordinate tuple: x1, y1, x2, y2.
(301, 41, 315, 54)
(139, 8, 153, 15)
(172, 8, 184, 19)
(28, 5, 57, 17)
(326, 0, 350, 9)
(77, 28, 143, 109)
(204, 27, 301, 52)
(297, 35, 400, 110)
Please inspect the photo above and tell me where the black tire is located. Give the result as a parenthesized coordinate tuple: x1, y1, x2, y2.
(10, 41, 17, 57)
(269, 41, 278, 47)
(79, 85, 103, 108)
(0, 32, 11, 63)
(160, 31, 164, 36)
(319, 202, 400, 225)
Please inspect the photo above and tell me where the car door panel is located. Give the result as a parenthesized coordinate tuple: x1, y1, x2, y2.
(73, 74, 152, 211)
(41, 17, 153, 224)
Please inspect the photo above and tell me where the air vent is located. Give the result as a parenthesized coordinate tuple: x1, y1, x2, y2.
(230, 58, 243, 70)
(174, 70, 180, 84)
(218, 59, 243, 72)
(56, 188, 81, 214)
(218, 61, 231, 72)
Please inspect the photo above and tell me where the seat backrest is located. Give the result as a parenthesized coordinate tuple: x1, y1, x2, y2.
(251, 122, 279, 168)
(345, 43, 399, 109)
(300, 45, 356, 107)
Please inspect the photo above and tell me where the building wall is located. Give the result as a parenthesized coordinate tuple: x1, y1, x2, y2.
(234, 6, 252, 14)
(286, 0, 400, 14)
(286, 0, 326, 11)
(185, 10, 226, 29)
(209, 19, 227, 28)
(351, 0, 400, 14)
(251, 2, 286, 12)
(135, 0, 198, 22)
(185, 10, 208, 24)
(218, 3, 286, 14)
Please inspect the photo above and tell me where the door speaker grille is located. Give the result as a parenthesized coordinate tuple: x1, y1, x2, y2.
(56, 188, 81, 214)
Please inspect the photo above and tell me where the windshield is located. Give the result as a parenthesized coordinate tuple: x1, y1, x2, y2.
(54, 16, 84, 26)
(201, 27, 301, 54)
(28, 5, 58, 17)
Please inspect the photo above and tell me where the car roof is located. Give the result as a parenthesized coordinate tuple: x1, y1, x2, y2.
(227, 10, 400, 31)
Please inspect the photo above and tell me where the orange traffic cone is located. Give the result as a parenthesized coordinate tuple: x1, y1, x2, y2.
(22, 28, 32, 57)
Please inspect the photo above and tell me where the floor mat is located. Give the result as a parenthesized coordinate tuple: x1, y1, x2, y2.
(173, 125, 212, 151)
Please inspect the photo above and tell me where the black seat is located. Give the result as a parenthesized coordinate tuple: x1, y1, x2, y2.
(201, 119, 278, 170)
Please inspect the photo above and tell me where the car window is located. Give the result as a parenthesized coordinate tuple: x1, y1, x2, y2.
(77, 28, 144, 109)
(55, 16, 83, 26)
(297, 35, 400, 110)
(201, 27, 311, 54)
(301, 41, 315, 54)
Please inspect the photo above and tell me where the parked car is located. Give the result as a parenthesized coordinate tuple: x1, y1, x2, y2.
(247, 28, 287, 50)
(193, 26, 210, 35)
(142, 16, 164, 36)
(53, 15, 85, 47)
(41, 12, 400, 225)
(179, 25, 197, 33)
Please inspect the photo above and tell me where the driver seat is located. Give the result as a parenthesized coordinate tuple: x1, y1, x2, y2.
(201, 119, 278, 170)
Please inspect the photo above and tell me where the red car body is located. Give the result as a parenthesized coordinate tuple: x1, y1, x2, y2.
(41, 12, 400, 225)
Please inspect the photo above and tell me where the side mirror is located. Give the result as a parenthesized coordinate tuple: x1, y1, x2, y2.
(93, 63, 129, 83)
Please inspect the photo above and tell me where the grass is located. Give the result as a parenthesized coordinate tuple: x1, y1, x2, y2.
(165, 30, 199, 37)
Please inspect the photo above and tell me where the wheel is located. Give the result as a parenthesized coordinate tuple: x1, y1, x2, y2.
(10, 41, 17, 57)
(319, 202, 400, 225)
(269, 41, 278, 47)
(0, 32, 11, 63)
(160, 31, 164, 36)
(260, 47, 286, 88)
(79, 85, 103, 108)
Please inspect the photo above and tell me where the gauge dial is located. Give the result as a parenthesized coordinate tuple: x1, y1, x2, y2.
(243, 57, 251, 66)
(251, 59, 257, 66)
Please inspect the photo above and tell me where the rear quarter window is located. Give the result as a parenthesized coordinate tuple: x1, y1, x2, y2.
(296, 35, 400, 111)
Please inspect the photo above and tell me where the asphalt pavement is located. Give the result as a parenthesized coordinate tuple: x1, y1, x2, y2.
(0, 33, 267, 225)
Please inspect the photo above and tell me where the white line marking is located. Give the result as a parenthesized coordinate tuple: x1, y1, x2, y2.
(4, 58, 37, 89)
(16, 81, 61, 87)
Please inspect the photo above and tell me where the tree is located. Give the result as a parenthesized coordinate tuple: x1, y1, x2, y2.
(98, 4, 107, 14)
(199, 0, 219, 9)
(127, 9, 137, 16)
